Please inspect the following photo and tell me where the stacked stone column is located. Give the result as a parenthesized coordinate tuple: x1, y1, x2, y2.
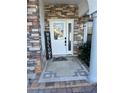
(27, 0, 42, 80)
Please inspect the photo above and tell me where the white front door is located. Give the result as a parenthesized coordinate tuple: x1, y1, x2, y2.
(50, 19, 73, 55)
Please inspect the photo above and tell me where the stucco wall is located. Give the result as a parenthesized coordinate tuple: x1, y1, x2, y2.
(39, 0, 46, 69)
(88, 0, 97, 14)
(44, 4, 83, 55)
(78, 0, 89, 17)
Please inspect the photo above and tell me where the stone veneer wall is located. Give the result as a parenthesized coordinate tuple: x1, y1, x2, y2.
(79, 15, 93, 44)
(44, 4, 83, 55)
(27, 0, 45, 76)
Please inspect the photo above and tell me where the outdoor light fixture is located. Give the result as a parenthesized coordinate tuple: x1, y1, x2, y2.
(89, 14, 93, 21)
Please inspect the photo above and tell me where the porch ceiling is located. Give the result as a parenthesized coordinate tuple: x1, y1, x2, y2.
(43, 0, 83, 5)
(42, 0, 89, 17)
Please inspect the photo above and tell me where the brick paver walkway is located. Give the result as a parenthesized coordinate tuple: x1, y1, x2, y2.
(27, 84, 97, 93)
(27, 73, 97, 93)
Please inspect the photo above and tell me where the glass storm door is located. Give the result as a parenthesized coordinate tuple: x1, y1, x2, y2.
(50, 19, 73, 55)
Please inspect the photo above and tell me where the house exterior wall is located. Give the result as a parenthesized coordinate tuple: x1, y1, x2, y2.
(78, 0, 89, 17)
(27, 0, 45, 75)
(44, 4, 83, 55)
(88, 0, 97, 14)
(79, 15, 93, 44)
(39, 0, 46, 70)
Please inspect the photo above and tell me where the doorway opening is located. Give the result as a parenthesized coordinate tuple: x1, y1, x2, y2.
(49, 19, 74, 56)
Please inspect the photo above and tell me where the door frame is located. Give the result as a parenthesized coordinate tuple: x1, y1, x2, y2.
(49, 19, 74, 56)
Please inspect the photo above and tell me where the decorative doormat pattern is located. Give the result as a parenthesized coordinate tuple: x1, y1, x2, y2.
(38, 57, 89, 83)
(43, 71, 57, 78)
(53, 57, 67, 61)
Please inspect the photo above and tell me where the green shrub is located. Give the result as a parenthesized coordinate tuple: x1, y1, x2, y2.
(78, 43, 91, 67)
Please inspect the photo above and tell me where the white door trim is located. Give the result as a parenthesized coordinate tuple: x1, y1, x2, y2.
(83, 23, 88, 43)
(49, 19, 74, 56)
(66, 19, 74, 55)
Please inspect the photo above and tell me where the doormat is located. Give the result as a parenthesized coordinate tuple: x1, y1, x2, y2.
(53, 57, 67, 61)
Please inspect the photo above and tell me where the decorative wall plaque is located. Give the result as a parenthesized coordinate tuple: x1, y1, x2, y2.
(44, 32, 52, 59)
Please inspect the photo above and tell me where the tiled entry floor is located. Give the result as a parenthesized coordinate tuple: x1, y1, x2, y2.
(39, 56, 89, 83)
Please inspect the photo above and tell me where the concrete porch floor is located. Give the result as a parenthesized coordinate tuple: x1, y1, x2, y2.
(27, 57, 96, 93)
(39, 56, 89, 83)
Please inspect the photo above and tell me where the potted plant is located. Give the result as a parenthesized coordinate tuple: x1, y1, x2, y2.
(78, 42, 91, 67)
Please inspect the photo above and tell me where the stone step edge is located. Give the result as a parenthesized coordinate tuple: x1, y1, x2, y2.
(27, 82, 93, 90)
